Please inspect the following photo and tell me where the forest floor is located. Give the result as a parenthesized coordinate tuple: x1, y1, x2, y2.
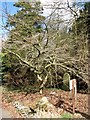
(0, 86, 90, 118)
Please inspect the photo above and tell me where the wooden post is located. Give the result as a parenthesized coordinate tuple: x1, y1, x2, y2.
(72, 80, 75, 114)
(69, 79, 77, 114)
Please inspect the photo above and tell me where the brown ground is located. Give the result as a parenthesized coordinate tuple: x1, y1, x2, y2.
(0, 87, 89, 118)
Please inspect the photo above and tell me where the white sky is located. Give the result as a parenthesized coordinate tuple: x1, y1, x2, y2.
(40, 0, 75, 22)
(40, 0, 73, 4)
(40, 0, 75, 16)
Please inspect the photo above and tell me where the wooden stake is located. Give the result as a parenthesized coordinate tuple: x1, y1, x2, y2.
(72, 80, 75, 114)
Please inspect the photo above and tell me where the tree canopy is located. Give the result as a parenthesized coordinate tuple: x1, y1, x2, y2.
(1, 1, 89, 92)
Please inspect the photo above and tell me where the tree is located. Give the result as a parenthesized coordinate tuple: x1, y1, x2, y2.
(85, 2, 90, 94)
(2, 1, 47, 89)
(70, 2, 90, 84)
(2, 0, 88, 92)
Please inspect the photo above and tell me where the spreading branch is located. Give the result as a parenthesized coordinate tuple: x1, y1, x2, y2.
(3, 48, 41, 74)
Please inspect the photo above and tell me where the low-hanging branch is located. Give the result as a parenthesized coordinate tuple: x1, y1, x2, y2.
(45, 61, 84, 80)
(3, 48, 41, 74)
(3, 48, 84, 81)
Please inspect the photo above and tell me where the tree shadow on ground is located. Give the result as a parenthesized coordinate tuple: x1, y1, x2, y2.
(75, 110, 90, 119)
(55, 99, 90, 119)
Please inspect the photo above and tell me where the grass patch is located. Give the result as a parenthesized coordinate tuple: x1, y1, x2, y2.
(46, 87, 62, 91)
(61, 112, 73, 118)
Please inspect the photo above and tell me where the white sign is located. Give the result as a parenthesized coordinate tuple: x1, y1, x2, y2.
(69, 79, 77, 98)
(69, 79, 76, 91)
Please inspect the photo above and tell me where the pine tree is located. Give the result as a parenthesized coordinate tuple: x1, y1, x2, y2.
(6, 1, 45, 40)
(3, 1, 46, 87)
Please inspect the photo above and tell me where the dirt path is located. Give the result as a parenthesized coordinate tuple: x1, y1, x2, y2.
(0, 107, 12, 119)
(0, 86, 12, 118)
(0, 86, 21, 118)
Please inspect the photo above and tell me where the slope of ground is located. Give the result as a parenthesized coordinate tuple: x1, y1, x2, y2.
(0, 86, 89, 118)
